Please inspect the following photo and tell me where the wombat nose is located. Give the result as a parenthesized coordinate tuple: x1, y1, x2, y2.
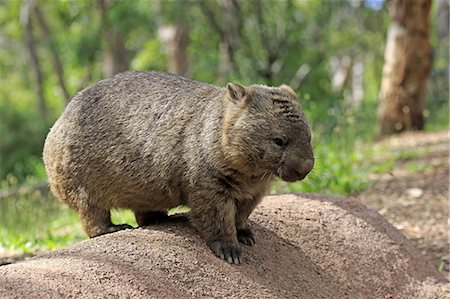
(282, 158, 314, 182)
(300, 158, 314, 175)
(294, 160, 313, 180)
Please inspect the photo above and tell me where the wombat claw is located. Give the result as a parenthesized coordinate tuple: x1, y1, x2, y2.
(210, 240, 242, 264)
(237, 228, 255, 246)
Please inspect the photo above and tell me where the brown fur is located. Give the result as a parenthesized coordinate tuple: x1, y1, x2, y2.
(43, 71, 314, 264)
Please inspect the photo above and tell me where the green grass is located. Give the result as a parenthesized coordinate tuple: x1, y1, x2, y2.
(272, 140, 373, 196)
(0, 192, 85, 254)
(111, 209, 138, 227)
(0, 191, 189, 254)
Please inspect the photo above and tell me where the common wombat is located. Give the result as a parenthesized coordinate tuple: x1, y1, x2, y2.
(43, 71, 313, 264)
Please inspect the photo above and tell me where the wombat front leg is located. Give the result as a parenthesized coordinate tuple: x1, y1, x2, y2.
(235, 197, 262, 246)
(189, 190, 241, 264)
(78, 204, 132, 238)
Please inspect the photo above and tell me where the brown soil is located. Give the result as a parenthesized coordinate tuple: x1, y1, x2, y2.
(355, 130, 449, 275)
(0, 193, 447, 298)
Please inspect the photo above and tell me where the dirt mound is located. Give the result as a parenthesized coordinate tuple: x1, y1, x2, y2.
(0, 194, 446, 298)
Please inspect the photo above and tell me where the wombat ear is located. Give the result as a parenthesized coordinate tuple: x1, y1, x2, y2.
(280, 84, 298, 99)
(226, 82, 247, 104)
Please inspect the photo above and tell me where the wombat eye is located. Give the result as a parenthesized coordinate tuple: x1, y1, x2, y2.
(273, 138, 284, 146)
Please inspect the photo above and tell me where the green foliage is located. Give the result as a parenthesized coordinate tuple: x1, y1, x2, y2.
(0, 93, 48, 181)
(131, 39, 167, 71)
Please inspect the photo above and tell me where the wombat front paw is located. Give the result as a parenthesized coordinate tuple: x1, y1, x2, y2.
(237, 228, 255, 246)
(209, 240, 241, 264)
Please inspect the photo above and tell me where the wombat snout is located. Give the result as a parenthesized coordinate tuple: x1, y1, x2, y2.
(279, 158, 314, 182)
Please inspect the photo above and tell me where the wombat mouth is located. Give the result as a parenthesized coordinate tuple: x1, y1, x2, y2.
(277, 167, 309, 182)
(279, 174, 306, 183)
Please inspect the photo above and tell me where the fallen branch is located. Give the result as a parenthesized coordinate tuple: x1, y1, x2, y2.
(0, 180, 49, 199)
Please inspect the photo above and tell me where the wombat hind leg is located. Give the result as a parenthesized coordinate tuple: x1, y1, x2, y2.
(134, 210, 168, 227)
(79, 206, 132, 238)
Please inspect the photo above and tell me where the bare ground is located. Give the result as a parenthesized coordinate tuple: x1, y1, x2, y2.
(0, 193, 447, 298)
(355, 130, 449, 275)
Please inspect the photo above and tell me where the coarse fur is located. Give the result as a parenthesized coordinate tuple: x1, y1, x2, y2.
(43, 71, 314, 264)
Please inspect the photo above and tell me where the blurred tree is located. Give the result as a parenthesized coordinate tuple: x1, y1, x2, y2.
(159, 21, 189, 76)
(377, 0, 433, 136)
(5, 0, 448, 184)
(200, 0, 242, 82)
(97, 0, 129, 77)
(20, 0, 46, 121)
(33, 5, 70, 103)
(436, 0, 449, 43)
(252, 0, 292, 84)
(155, 1, 190, 76)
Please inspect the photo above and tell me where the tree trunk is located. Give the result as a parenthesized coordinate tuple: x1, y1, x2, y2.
(377, 0, 433, 136)
(218, 41, 234, 81)
(158, 22, 190, 76)
(33, 5, 71, 104)
(21, 0, 46, 121)
(169, 22, 189, 76)
(436, 0, 449, 43)
(97, 0, 129, 78)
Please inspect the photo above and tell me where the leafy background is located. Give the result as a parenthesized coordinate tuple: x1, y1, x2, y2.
(0, 0, 448, 254)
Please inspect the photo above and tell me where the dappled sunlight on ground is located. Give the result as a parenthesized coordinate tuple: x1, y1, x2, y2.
(356, 130, 449, 274)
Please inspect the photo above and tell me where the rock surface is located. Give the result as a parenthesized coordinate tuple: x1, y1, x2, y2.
(0, 193, 447, 298)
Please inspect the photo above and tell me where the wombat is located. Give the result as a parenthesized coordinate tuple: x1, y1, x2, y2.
(43, 71, 314, 264)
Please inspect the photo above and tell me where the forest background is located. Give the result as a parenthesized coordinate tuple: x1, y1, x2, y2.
(0, 0, 448, 254)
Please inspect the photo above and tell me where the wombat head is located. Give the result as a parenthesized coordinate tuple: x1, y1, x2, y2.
(222, 82, 314, 182)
